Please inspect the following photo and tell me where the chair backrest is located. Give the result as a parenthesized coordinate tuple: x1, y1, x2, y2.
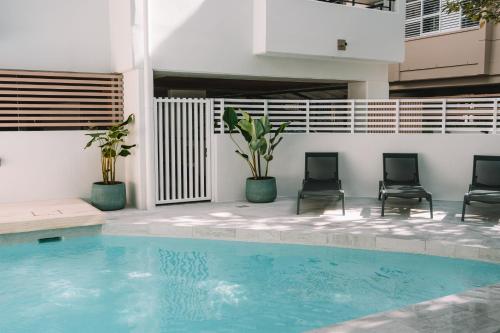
(472, 155, 500, 189)
(305, 152, 338, 181)
(383, 153, 420, 185)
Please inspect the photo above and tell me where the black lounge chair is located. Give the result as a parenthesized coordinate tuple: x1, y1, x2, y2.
(462, 155, 500, 222)
(297, 152, 345, 215)
(378, 153, 433, 218)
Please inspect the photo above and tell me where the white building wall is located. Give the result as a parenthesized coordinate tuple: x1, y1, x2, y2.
(0, 0, 122, 204)
(149, 0, 390, 84)
(255, 0, 404, 62)
(0, 0, 112, 72)
(214, 134, 497, 203)
(0, 132, 123, 204)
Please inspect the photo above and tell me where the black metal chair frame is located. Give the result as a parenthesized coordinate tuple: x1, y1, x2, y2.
(297, 152, 345, 215)
(462, 155, 500, 221)
(378, 153, 433, 218)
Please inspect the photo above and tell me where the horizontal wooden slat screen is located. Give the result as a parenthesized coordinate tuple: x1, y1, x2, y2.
(0, 69, 123, 130)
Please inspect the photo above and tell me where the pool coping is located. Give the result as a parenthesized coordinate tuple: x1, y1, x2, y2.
(308, 283, 500, 333)
(102, 221, 500, 264)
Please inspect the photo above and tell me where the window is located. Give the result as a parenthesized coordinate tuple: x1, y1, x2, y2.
(405, 0, 479, 39)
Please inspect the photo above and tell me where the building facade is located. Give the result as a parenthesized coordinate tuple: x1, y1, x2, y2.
(0, 0, 405, 208)
(390, 0, 500, 97)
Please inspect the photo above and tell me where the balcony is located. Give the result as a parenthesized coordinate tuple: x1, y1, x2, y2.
(253, 0, 405, 63)
(315, 0, 396, 11)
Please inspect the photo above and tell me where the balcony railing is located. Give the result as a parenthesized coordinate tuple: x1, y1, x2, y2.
(314, 0, 395, 11)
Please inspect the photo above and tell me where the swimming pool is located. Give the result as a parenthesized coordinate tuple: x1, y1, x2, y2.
(1, 235, 499, 333)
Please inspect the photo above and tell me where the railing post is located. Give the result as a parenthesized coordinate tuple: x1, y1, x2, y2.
(220, 99, 225, 133)
(441, 99, 446, 134)
(264, 100, 268, 116)
(395, 99, 400, 134)
(350, 100, 355, 134)
(305, 100, 310, 133)
(494, 99, 498, 134)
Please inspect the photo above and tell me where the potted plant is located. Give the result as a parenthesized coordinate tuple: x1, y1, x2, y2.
(223, 107, 289, 203)
(84, 114, 136, 211)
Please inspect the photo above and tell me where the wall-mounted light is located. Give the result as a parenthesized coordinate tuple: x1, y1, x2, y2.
(337, 39, 347, 51)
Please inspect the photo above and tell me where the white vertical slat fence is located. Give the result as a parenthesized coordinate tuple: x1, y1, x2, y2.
(154, 97, 500, 205)
(154, 98, 212, 205)
(213, 98, 500, 135)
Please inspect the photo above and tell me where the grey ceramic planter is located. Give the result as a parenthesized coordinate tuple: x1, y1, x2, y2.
(90, 182, 126, 211)
(245, 177, 277, 203)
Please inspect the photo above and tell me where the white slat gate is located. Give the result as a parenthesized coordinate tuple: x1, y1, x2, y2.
(154, 98, 212, 204)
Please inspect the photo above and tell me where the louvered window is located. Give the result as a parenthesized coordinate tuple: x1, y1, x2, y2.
(405, 0, 479, 39)
(0, 70, 123, 131)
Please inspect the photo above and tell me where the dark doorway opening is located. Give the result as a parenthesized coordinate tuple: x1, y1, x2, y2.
(154, 74, 348, 100)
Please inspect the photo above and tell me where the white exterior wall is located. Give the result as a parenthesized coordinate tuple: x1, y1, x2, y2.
(0, 132, 123, 204)
(214, 134, 498, 203)
(0, 0, 121, 204)
(254, 0, 405, 62)
(0, 0, 112, 72)
(149, 0, 390, 84)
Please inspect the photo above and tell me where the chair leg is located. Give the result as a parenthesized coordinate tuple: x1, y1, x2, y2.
(381, 195, 386, 217)
(296, 191, 301, 215)
(418, 197, 422, 203)
(461, 196, 467, 222)
(341, 194, 345, 216)
(428, 194, 433, 219)
(378, 181, 382, 200)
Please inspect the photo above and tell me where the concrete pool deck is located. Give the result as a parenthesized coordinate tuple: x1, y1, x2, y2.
(104, 197, 500, 264)
(0, 198, 103, 235)
(103, 197, 500, 332)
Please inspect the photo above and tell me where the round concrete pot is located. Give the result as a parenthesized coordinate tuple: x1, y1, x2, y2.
(90, 182, 126, 211)
(245, 177, 277, 203)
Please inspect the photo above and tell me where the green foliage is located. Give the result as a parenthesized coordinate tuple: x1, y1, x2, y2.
(223, 107, 289, 179)
(85, 114, 136, 184)
(444, 0, 500, 24)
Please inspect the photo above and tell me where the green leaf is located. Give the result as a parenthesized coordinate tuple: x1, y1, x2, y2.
(121, 144, 136, 149)
(263, 155, 273, 162)
(120, 114, 135, 127)
(258, 138, 267, 155)
(249, 139, 260, 151)
(254, 118, 265, 139)
(119, 150, 131, 157)
(223, 107, 239, 131)
(274, 121, 290, 136)
(262, 116, 272, 133)
(238, 119, 253, 136)
(86, 132, 106, 138)
(236, 124, 252, 143)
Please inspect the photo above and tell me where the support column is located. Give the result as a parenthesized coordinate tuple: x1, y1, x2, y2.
(348, 81, 390, 99)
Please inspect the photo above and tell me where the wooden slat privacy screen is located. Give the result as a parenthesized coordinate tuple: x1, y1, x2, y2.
(0, 70, 123, 130)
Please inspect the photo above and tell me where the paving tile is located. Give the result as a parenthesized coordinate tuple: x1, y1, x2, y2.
(192, 226, 236, 240)
(425, 240, 456, 257)
(327, 233, 376, 249)
(280, 230, 328, 245)
(148, 223, 193, 238)
(235, 229, 281, 243)
(375, 237, 426, 253)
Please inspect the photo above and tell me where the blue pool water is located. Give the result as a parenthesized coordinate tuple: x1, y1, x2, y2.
(1, 236, 500, 333)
